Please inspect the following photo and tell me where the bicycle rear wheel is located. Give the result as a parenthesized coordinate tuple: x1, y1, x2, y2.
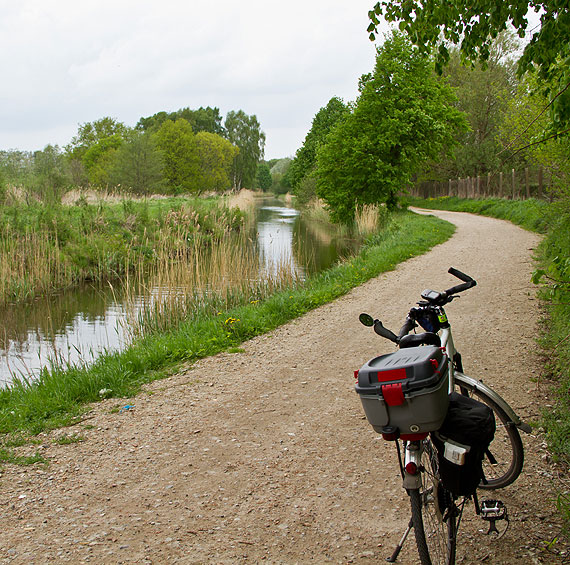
(457, 382, 524, 489)
(410, 439, 457, 565)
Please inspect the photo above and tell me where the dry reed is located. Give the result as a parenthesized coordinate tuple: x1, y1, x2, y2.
(120, 222, 299, 340)
(355, 204, 381, 235)
(226, 189, 257, 212)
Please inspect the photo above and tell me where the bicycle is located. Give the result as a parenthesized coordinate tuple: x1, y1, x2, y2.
(355, 267, 530, 564)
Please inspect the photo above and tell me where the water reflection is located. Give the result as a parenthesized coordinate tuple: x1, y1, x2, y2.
(256, 204, 302, 277)
(0, 197, 357, 387)
(0, 284, 129, 386)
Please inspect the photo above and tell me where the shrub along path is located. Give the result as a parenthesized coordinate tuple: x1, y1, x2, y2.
(0, 209, 567, 563)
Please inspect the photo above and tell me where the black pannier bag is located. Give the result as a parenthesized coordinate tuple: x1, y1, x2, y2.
(431, 392, 496, 497)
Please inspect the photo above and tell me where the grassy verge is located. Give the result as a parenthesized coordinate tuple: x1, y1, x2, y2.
(407, 196, 550, 233)
(411, 195, 570, 532)
(0, 210, 454, 441)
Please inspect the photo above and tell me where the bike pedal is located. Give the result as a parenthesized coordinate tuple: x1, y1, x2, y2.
(480, 500, 509, 536)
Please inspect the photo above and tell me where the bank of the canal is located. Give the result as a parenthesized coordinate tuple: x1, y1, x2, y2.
(0, 210, 454, 438)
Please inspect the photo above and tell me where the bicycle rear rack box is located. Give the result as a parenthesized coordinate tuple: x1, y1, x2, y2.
(355, 346, 449, 435)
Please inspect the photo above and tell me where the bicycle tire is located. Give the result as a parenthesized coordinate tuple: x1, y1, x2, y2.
(456, 381, 524, 489)
(410, 440, 457, 565)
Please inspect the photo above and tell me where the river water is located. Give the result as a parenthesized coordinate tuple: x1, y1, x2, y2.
(0, 197, 355, 387)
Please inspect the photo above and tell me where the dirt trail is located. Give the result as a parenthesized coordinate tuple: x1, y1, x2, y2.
(1, 209, 567, 564)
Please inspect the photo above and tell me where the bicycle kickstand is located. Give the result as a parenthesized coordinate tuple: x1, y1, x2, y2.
(386, 517, 413, 563)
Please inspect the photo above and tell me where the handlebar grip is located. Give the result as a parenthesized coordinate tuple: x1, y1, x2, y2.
(373, 320, 399, 344)
(448, 267, 476, 284)
(445, 267, 476, 296)
(398, 318, 416, 339)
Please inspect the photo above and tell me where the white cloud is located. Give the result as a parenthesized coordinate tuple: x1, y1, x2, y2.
(0, 0, 381, 158)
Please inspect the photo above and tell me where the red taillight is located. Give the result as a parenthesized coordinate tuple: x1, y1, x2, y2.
(354, 370, 359, 380)
(405, 462, 418, 475)
(381, 426, 400, 441)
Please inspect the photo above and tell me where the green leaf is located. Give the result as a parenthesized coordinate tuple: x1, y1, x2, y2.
(531, 269, 546, 285)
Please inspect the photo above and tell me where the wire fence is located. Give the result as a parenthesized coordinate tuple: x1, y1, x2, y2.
(410, 167, 550, 200)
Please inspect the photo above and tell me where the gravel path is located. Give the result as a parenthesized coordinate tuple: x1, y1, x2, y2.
(1, 209, 567, 564)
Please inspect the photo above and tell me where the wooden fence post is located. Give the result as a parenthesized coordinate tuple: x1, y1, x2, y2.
(499, 172, 503, 197)
(512, 168, 516, 199)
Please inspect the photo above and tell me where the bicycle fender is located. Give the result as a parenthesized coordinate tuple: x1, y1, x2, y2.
(454, 372, 532, 434)
(404, 474, 422, 490)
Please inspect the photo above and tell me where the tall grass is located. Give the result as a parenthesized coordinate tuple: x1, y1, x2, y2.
(0, 194, 246, 307)
(302, 198, 333, 224)
(355, 204, 391, 235)
(122, 226, 299, 339)
(0, 210, 454, 436)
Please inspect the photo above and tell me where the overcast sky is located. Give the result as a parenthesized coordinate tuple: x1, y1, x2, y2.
(0, 0, 388, 160)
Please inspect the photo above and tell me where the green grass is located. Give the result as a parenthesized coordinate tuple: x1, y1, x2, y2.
(408, 196, 550, 234)
(0, 447, 46, 466)
(0, 210, 454, 437)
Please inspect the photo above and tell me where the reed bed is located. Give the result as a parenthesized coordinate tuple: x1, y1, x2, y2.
(120, 220, 300, 340)
(0, 195, 246, 307)
(355, 204, 379, 235)
(0, 211, 455, 436)
(226, 188, 257, 212)
(302, 198, 332, 224)
(0, 226, 74, 303)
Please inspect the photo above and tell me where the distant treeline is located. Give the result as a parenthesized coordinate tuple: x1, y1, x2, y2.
(0, 107, 267, 201)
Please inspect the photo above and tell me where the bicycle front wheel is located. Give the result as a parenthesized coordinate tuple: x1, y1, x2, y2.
(410, 440, 457, 565)
(456, 381, 524, 489)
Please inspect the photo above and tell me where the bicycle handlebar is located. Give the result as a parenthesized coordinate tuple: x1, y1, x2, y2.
(360, 268, 477, 343)
(443, 267, 477, 299)
(398, 318, 416, 339)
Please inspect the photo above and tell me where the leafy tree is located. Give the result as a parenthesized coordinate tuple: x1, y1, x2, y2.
(195, 131, 239, 192)
(256, 162, 272, 191)
(499, 72, 570, 197)
(137, 111, 170, 132)
(109, 131, 165, 194)
(269, 158, 293, 195)
(316, 32, 468, 223)
(65, 117, 128, 186)
(429, 33, 520, 178)
(33, 145, 70, 202)
(190, 107, 225, 136)
(154, 119, 201, 193)
(368, 0, 570, 129)
(138, 107, 225, 136)
(66, 117, 128, 161)
(224, 110, 266, 189)
(288, 97, 349, 192)
(82, 134, 124, 186)
(0, 150, 34, 186)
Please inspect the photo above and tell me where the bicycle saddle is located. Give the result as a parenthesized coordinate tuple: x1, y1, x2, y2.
(399, 332, 441, 348)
